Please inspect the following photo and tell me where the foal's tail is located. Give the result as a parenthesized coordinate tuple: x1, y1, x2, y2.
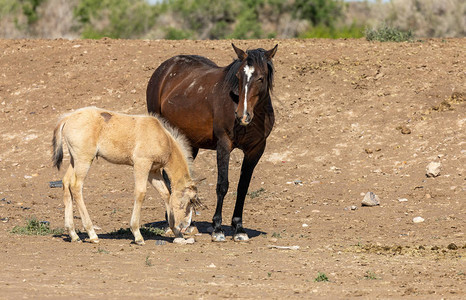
(52, 117, 67, 170)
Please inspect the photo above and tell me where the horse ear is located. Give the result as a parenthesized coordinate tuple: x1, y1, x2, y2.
(266, 44, 278, 60)
(232, 43, 247, 61)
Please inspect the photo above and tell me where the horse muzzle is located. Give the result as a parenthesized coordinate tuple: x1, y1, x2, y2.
(235, 112, 252, 126)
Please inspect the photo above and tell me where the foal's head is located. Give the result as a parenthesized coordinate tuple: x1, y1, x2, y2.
(168, 183, 201, 237)
(232, 43, 278, 126)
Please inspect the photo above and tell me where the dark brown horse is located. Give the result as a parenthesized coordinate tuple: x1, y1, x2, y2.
(147, 44, 277, 242)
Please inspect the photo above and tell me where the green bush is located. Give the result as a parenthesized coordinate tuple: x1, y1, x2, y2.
(74, 0, 156, 39)
(164, 27, 192, 40)
(11, 218, 63, 236)
(21, 0, 44, 24)
(314, 272, 329, 282)
(293, 0, 343, 27)
(365, 23, 413, 42)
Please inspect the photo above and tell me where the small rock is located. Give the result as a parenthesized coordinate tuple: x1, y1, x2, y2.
(398, 198, 408, 202)
(344, 205, 358, 211)
(413, 216, 425, 223)
(362, 192, 380, 207)
(173, 237, 195, 244)
(302, 223, 309, 228)
(49, 180, 63, 188)
(155, 240, 167, 246)
(447, 243, 458, 250)
(268, 245, 300, 250)
(396, 125, 411, 134)
(426, 162, 441, 177)
(208, 263, 216, 268)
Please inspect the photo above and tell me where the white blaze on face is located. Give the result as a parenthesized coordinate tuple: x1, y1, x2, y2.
(243, 65, 255, 115)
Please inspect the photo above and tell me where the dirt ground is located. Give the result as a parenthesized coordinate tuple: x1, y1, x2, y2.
(0, 38, 464, 298)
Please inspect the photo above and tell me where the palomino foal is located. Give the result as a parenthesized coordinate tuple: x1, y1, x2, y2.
(52, 107, 199, 244)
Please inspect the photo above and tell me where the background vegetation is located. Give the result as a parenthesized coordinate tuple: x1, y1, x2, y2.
(0, 0, 464, 39)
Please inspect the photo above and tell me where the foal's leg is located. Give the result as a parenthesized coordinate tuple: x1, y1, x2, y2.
(231, 144, 265, 242)
(62, 165, 80, 242)
(130, 160, 152, 245)
(148, 170, 170, 212)
(212, 140, 231, 242)
(70, 159, 98, 243)
(149, 170, 176, 234)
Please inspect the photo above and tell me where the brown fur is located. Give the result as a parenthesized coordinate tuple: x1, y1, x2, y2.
(52, 106, 199, 244)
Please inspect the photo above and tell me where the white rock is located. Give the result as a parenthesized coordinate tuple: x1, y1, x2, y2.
(413, 217, 425, 223)
(173, 237, 195, 244)
(398, 198, 408, 202)
(362, 192, 380, 206)
(426, 162, 441, 177)
(302, 223, 309, 228)
(208, 263, 216, 268)
(268, 245, 300, 250)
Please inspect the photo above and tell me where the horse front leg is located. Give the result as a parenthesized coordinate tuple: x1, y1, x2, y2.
(212, 141, 231, 242)
(130, 160, 152, 245)
(231, 145, 265, 242)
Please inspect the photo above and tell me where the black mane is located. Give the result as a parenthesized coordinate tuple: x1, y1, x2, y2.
(223, 48, 275, 97)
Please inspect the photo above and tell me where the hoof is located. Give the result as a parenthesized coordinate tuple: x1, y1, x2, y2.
(135, 239, 145, 246)
(89, 238, 100, 244)
(211, 231, 226, 242)
(71, 237, 82, 243)
(233, 233, 250, 242)
(184, 225, 199, 235)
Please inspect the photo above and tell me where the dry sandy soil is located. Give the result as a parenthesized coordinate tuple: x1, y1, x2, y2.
(0, 38, 465, 298)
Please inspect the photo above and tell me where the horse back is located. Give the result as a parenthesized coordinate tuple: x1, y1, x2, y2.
(147, 55, 227, 149)
(147, 55, 219, 114)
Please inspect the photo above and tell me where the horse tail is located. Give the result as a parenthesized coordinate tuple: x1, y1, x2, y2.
(52, 116, 67, 170)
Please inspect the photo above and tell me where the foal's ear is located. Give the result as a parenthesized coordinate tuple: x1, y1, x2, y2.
(232, 43, 247, 61)
(266, 44, 278, 60)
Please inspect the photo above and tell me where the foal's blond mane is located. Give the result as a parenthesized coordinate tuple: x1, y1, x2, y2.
(151, 113, 193, 174)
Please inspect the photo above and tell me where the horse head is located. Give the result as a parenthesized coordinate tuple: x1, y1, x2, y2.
(167, 183, 201, 237)
(232, 43, 278, 126)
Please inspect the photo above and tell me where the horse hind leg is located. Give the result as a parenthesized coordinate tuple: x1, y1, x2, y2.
(70, 158, 99, 243)
(62, 165, 80, 242)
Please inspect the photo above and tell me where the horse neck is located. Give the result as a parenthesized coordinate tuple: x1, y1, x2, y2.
(163, 141, 192, 191)
(256, 90, 273, 111)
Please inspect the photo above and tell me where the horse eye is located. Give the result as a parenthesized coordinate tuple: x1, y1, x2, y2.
(257, 77, 264, 82)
